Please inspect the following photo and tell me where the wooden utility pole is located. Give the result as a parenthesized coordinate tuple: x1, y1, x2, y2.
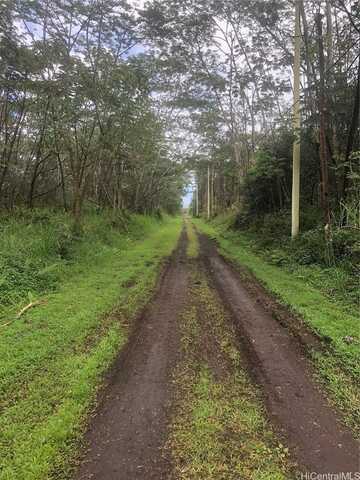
(291, 0, 301, 238)
(207, 164, 211, 220)
(196, 180, 199, 216)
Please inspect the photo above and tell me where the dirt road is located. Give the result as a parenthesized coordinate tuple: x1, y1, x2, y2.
(75, 224, 359, 479)
(198, 232, 359, 474)
(76, 230, 188, 480)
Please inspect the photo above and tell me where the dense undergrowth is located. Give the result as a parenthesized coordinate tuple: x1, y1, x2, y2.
(194, 212, 359, 436)
(0, 208, 159, 315)
(211, 209, 359, 309)
(0, 209, 182, 480)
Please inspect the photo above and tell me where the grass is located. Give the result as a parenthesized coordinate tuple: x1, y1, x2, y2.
(208, 211, 359, 309)
(167, 265, 295, 479)
(193, 216, 360, 436)
(0, 209, 165, 315)
(185, 216, 199, 258)
(0, 210, 182, 480)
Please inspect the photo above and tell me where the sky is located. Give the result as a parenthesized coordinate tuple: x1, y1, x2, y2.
(182, 173, 196, 209)
(182, 190, 193, 208)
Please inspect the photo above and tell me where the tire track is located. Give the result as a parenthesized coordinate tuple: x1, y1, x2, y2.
(75, 228, 189, 480)
(198, 231, 359, 474)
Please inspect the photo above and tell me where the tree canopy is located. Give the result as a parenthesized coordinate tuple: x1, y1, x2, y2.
(1, 0, 359, 234)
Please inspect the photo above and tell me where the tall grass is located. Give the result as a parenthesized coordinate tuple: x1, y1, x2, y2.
(0, 208, 166, 316)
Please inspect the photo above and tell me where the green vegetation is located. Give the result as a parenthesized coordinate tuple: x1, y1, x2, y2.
(194, 215, 360, 436)
(196, 210, 359, 310)
(168, 266, 294, 479)
(232, 209, 359, 308)
(1, 3, 187, 222)
(0, 211, 181, 480)
(185, 217, 199, 258)
(1, 0, 359, 474)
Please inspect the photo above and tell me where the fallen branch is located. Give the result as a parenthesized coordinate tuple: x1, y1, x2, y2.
(0, 300, 46, 328)
(0, 320, 15, 328)
(16, 301, 42, 319)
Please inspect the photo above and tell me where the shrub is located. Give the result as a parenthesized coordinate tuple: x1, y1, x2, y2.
(242, 150, 288, 216)
(0, 209, 134, 310)
(331, 228, 360, 264)
(290, 228, 326, 265)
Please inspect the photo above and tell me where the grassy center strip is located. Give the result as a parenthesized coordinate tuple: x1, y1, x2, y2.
(185, 216, 199, 259)
(167, 266, 295, 480)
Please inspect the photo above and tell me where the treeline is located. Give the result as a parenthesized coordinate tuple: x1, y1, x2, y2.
(0, 1, 184, 227)
(2, 0, 359, 238)
(142, 0, 359, 235)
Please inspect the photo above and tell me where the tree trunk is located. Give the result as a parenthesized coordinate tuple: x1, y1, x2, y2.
(316, 12, 333, 263)
(72, 180, 83, 234)
(342, 57, 360, 202)
(57, 153, 68, 211)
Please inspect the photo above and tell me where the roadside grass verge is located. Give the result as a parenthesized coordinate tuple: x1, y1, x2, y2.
(167, 267, 295, 479)
(193, 217, 360, 436)
(0, 208, 162, 316)
(0, 213, 182, 480)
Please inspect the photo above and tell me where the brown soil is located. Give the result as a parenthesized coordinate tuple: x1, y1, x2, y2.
(74, 224, 359, 480)
(75, 229, 189, 480)
(198, 232, 359, 475)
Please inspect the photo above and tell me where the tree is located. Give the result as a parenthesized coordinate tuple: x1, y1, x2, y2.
(0, 0, 186, 221)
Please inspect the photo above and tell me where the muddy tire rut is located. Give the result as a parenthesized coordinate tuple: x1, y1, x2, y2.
(198, 232, 359, 474)
(75, 224, 358, 479)
(76, 229, 188, 480)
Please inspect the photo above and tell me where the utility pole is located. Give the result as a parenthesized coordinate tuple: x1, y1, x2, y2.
(196, 179, 199, 216)
(291, 0, 301, 238)
(207, 164, 211, 220)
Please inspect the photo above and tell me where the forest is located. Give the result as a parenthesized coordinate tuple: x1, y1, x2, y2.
(0, 1, 359, 479)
